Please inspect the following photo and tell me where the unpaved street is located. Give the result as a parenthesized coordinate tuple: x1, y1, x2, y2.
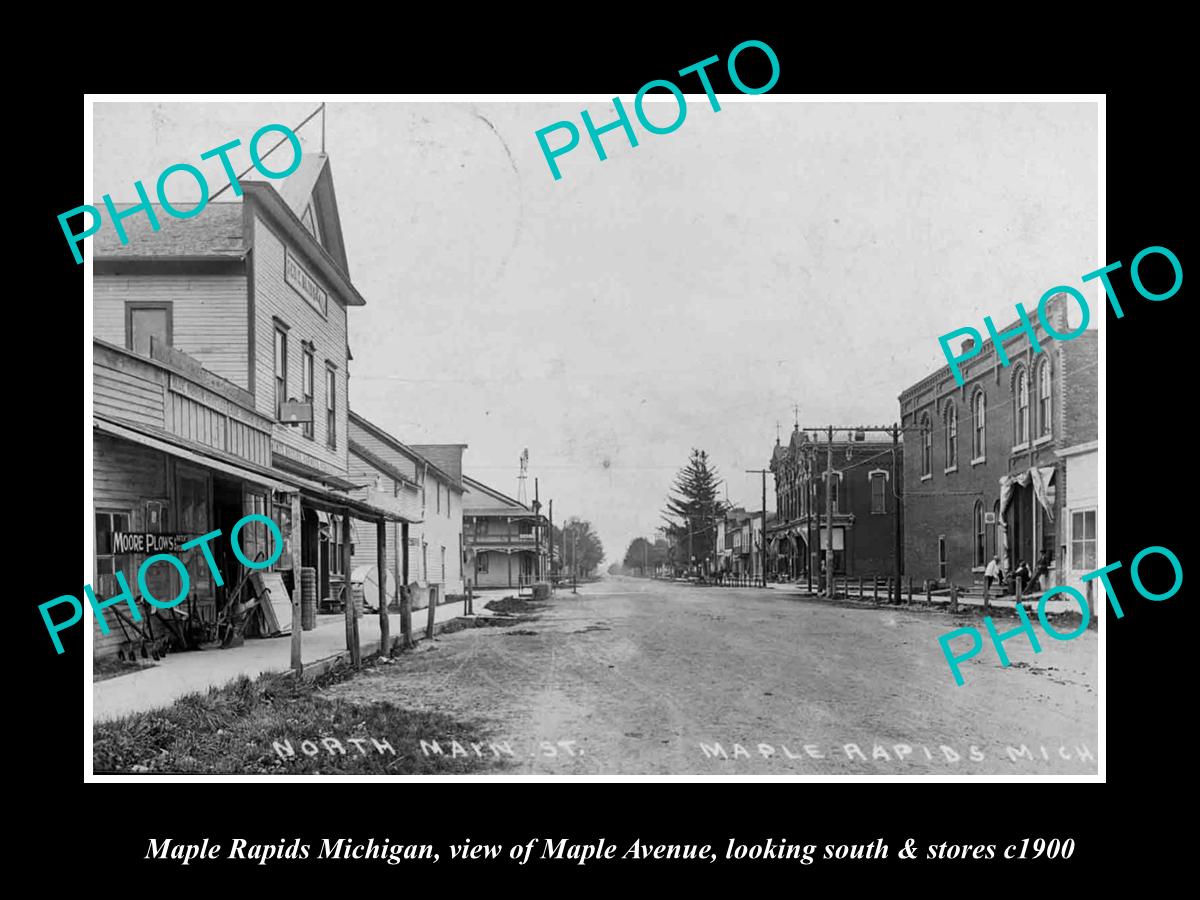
(323, 576, 1098, 775)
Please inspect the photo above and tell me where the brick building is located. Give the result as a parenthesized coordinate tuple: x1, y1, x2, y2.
(898, 296, 1097, 592)
(767, 426, 901, 580)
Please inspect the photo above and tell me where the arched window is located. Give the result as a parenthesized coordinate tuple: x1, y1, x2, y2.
(973, 500, 985, 567)
(829, 472, 843, 512)
(920, 414, 932, 477)
(1014, 367, 1030, 446)
(1038, 360, 1053, 438)
(988, 499, 1000, 558)
(944, 402, 958, 470)
(972, 390, 986, 461)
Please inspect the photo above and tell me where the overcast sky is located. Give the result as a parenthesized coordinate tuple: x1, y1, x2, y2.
(93, 99, 1098, 564)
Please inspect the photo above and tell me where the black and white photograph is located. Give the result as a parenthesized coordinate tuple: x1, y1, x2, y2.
(82, 95, 1101, 779)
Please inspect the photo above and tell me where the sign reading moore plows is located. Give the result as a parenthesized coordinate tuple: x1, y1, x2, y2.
(108, 532, 199, 555)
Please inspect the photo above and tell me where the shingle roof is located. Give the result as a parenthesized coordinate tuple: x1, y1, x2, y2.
(94, 202, 246, 258)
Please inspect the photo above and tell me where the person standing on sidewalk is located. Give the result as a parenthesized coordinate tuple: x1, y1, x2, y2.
(983, 555, 1001, 609)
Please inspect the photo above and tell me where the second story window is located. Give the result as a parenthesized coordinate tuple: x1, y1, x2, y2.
(126, 302, 173, 358)
(1015, 368, 1030, 446)
(325, 363, 337, 449)
(273, 323, 288, 420)
(944, 402, 958, 470)
(828, 472, 842, 513)
(972, 390, 986, 461)
(302, 345, 314, 439)
(920, 414, 932, 477)
(870, 472, 887, 514)
(1038, 360, 1053, 438)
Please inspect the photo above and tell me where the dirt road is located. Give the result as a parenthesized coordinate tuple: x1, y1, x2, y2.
(322, 576, 1098, 775)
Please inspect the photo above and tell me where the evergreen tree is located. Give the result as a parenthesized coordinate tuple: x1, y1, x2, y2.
(662, 449, 727, 570)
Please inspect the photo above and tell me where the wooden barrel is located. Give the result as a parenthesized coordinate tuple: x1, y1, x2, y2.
(300, 566, 317, 631)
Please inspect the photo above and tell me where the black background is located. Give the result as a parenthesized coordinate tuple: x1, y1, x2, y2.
(16, 23, 1189, 887)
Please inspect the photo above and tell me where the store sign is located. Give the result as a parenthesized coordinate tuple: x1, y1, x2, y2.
(284, 247, 328, 316)
(109, 532, 197, 555)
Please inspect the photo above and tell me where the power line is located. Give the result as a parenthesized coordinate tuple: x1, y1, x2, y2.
(210, 103, 325, 201)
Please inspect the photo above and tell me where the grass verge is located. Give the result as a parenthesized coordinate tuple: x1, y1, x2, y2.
(93, 656, 514, 775)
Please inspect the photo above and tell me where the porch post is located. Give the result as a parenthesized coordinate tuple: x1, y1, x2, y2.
(289, 492, 302, 672)
(343, 510, 359, 667)
(377, 519, 389, 655)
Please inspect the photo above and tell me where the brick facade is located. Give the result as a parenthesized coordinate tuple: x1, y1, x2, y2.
(768, 427, 901, 579)
(899, 296, 1097, 589)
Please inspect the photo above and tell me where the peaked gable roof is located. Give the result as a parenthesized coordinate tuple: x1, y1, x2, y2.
(245, 153, 349, 275)
(462, 474, 532, 516)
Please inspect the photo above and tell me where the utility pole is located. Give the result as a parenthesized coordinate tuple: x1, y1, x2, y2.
(534, 478, 541, 582)
(892, 423, 903, 604)
(572, 528, 578, 593)
(805, 445, 814, 595)
(824, 426, 834, 597)
(794, 423, 912, 601)
(745, 469, 770, 588)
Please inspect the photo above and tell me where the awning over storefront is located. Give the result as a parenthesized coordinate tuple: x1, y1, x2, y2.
(96, 416, 406, 523)
(95, 416, 295, 492)
(999, 466, 1058, 521)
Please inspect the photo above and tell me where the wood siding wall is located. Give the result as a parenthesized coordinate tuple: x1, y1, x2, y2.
(251, 214, 349, 477)
(94, 274, 249, 390)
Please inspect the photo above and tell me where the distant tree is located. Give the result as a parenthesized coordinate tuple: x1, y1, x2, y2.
(552, 517, 605, 577)
(662, 449, 727, 570)
(623, 536, 671, 575)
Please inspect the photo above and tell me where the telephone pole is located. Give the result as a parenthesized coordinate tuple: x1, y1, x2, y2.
(745, 469, 770, 588)
(824, 427, 834, 597)
(792, 423, 908, 599)
(892, 423, 903, 604)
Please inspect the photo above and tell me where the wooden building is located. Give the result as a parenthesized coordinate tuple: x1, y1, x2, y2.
(91, 153, 404, 661)
(348, 412, 466, 608)
(461, 476, 547, 589)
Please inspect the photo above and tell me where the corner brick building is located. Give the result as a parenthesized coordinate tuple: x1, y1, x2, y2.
(898, 295, 1097, 592)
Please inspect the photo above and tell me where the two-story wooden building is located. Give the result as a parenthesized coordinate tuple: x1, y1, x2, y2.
(461, 475, 547, 589)
(91, 153, 404, 660)
(347, 412, 466, 608)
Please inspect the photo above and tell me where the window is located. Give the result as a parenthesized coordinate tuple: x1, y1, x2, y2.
(944, 402, 958, 470)
(972, 390, 986, 461)
(328, 515, 344, 577)
(920, 414, 932, 477)
(1038, 361, 1053, 438)
(95, 510, 131, 597)
(272, 496, 293, 571)
(870, 472, 887, 514)
(988, 500, 1000, 558)
(325, 363, 337, 449)
(938, 535, 947, 581)
(301, 346, 314, 439)
(973, 500, 985, 567)
(440, 546, 446, 584)
(477, 552, 489, 574)
(126, 302, 173, 357)
(477, 518, 489, 536)
(828, 473, 842, 513)
(1015, 367, 1029, 446)
(1071, 510, 1096, 571)
(241, 491, 270, 566)
(519, 520, 533, 537)
(436, 482, 441, 515)
(273, 324, 288, 419)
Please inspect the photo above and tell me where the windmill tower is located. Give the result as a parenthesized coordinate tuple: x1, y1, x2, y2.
(517, 448, 529, 505)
